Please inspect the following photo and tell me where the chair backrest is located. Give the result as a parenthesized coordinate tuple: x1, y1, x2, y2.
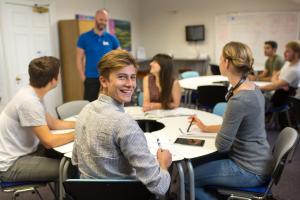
(56, 100, 89, 119)
(138, 91, 144, 106)
(213, 102, 227, 117)
(210, 64, 220, 75)
(181, 71, 200, 79)
(63, 179, 153, 200)
(288, 96, 300, 128)
(197, 85, 228, 110)
(270, 127, 299, 186)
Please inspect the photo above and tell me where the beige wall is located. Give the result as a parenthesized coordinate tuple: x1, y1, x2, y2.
(139, 0, 300, 63)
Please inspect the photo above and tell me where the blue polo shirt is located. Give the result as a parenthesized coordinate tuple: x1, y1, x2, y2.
(77, 29, 120, 78)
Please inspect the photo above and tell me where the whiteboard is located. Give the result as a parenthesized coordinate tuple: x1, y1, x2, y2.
(215, 12, 300, 70)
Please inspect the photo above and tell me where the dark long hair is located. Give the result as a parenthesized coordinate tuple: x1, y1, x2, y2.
(152, 54, 175, 109)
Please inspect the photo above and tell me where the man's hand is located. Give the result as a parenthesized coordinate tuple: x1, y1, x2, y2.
(157, 149, 172, 170)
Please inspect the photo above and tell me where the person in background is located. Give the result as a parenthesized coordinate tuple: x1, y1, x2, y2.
(77, 9, 120, 102)
(259, 41, 300, 129)
(0, 56, 75, 182)
(72, 49, 172, 196)
(260, 41, 300, 109)
(143, 54, 181, 112)
(188, 42, 273, 200)
(250, 41, 284, 82)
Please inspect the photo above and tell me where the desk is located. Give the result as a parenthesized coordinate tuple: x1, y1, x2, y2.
(179, 75, 270, 105)
(52, 107, 223, 200)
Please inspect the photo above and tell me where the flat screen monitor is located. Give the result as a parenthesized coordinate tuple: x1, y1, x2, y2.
(185, 25, 205, 41)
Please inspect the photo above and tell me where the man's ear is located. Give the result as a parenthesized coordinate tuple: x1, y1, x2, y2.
(99, 76, 108, 88)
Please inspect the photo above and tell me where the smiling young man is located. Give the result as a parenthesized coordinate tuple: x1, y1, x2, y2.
(72, 49, 172, 196)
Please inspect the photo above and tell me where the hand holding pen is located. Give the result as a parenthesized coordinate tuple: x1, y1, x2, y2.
(156, 138, 172, 170)
(187, 116, 194, 132)
(188, 115, 209, 132)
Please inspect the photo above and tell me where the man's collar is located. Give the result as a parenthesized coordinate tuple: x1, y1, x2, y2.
(98, 94, 124, 112)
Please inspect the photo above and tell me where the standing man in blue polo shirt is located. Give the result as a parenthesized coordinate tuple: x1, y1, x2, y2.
(76, 9, 120, 102)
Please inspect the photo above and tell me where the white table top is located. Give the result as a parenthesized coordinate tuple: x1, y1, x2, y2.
(52, 107, 223, 161)
(178, 75, 270, 90)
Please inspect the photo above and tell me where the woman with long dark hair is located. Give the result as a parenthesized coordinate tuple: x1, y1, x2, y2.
(143, 54, 181, 111)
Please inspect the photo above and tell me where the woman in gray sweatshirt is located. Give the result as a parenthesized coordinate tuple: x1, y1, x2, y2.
(190, 41, 273, 200)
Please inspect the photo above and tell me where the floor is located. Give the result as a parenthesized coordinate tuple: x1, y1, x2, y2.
(0, 129, 299, 200)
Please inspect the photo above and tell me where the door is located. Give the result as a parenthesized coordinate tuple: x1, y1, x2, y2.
(0, 1, 60, 114)
(2, 2, 51, 95)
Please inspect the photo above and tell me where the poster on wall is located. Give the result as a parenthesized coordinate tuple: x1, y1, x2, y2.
(109, 19, 132, 51)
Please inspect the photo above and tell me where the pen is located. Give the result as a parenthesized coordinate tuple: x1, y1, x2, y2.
(187, 117, 194, 132)
(157, 138, 163, 152)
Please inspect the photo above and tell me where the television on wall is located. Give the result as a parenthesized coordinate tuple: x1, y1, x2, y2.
(185, 25, 205, 41)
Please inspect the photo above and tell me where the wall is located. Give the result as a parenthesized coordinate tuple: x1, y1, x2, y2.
(139, 0, 300, 63)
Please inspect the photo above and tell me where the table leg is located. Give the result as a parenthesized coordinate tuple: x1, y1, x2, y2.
(59, 157, 67, 200)
(176, 161, 185, 200)
(186, 159, 195, 200)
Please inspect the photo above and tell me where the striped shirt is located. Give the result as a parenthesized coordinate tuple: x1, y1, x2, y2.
(72, 94, 170, 195)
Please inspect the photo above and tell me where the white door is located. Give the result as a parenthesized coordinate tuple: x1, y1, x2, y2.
(0, 1, 61, 114)
(2, 2, 51, 95)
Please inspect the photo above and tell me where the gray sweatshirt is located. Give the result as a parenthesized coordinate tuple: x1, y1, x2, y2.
(216, 87, 273, 176)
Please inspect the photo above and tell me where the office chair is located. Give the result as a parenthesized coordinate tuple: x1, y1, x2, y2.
(0, 181, 55, 200)
(213, 127, 299, 200)
(56, 100, 89, 119)
(286, 96, 300, 162)
(210, 64, 221, 75)
(197, 85, 228, 111)
(180, 71, 200, 79)
(63, 178, 155, 200)
(180, 71, 200, 108)
(213, 102, 227, 117)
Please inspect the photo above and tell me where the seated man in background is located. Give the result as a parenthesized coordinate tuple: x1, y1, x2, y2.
(260, 41, 300, 113)
(0, 56, 75, 182)
(72, 49, 172, 196)
(250, 41, 284, 81)
(260, 42, 300, 129)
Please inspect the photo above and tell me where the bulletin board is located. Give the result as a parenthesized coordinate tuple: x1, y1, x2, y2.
(215, 12, 300, 69)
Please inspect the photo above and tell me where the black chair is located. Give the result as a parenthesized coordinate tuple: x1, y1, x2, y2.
(197, 85, 228, 111)
(214, 127, 299, 200)
(288, 96, 300, 129)
(210, 64, 221, 75)
(287, 96, 300, 162)
(63, 178, 155, 200)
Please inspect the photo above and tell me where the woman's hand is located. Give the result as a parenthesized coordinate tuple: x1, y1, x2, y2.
(188, 115, 208, 132)
(143, 103, 151, 112)
(188, 115, 221, 133)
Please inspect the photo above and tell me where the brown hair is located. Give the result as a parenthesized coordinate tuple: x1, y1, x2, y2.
(151, 54, 175, 109)
(98, 49, 138, 80)
(222, 41, 254, 76)
(29, 56, 60, 88)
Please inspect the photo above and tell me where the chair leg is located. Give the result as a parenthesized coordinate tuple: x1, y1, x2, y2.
(48, 182, 58, 200)
(34, 188, 44, 200)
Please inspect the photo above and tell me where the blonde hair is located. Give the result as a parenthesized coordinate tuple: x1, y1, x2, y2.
(222, 41, 254, 76)
(286, 41, 300, 57)
(98, 49, 138, 80)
